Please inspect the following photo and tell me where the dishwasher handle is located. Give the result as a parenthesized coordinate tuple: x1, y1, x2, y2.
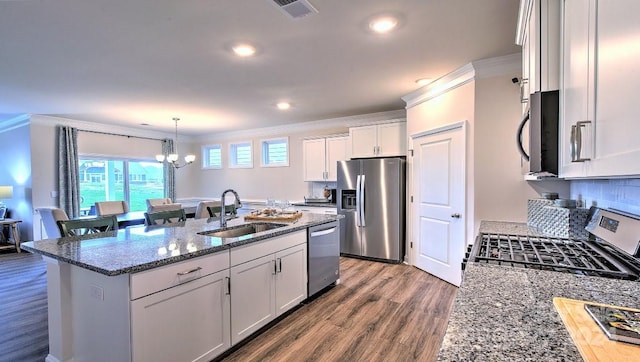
(310, 226, 338, 237)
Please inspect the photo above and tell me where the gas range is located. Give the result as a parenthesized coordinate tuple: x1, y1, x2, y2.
(467, 208, 640, 281)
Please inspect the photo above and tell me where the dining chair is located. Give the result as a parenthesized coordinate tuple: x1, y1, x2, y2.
(57, 215, 119, 237)
(207, 204, 237, 218)
(95, 201, 129, 216)
(194, 201, 221, 219)
(144, 208, 187, 226)
(147, 202, 182, 214)
(146, 198, 173, 210)
(37, 207, 70, 238)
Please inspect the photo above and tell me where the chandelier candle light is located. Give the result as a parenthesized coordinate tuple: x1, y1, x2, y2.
(156, 117, 196, 168)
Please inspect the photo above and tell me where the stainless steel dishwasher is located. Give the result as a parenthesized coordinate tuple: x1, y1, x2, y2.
(308, 221, 340, 297)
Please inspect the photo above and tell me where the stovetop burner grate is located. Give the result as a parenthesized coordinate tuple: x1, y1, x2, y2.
(472, 233, 640, 280)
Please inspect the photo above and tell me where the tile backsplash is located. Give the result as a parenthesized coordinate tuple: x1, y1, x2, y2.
(570, 179, 640, 216)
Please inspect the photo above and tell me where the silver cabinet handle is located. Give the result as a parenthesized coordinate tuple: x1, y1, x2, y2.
(225, 276, 231, 295)
(572, 121, 591, 162)
(272, 260, 277, 275)
(520, 78, 529, 104)
(570, 124, 577, 161)
(177, 266, 202, 276)
(278, 258, 282, 273)
(451, 213, 461, 219)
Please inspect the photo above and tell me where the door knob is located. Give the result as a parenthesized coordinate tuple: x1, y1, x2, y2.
(451, 213, 461, 218)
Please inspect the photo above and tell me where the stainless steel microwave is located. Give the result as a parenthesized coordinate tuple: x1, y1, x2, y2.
(517, 90, 559, 176)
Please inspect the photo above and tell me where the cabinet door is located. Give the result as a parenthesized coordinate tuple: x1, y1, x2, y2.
(559, 0, 593, 178)
(325, 136, 349, 181)
(377, 122, 406, 157)
(303, 139, 327, 181)
(275, 244, 307, 316)
(589, 0, 640, 177)
(349, 125, 377, 158)
(230, 254, 276, 345)
(131, 270, 231, 362)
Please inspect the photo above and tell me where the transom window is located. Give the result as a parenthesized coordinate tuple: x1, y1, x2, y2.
(229, 141, 253, 168)
(202, 144, 222, 169)
(261, 137, 289, 167)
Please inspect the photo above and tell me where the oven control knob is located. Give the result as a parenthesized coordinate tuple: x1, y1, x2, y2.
(451, 213, 461, 219)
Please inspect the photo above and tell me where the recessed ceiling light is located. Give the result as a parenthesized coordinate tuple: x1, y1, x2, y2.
(415, 78, 433, 86)
(232, 43, 256, 57)
(369, 16, 398, 34)
(276, 102, 291, 110)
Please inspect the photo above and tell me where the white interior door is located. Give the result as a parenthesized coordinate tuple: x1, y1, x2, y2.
(412, 123, 465, 286)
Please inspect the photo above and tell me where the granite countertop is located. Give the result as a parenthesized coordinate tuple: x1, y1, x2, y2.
(438, 221, 640, 361)
(21, 213, 340, 276)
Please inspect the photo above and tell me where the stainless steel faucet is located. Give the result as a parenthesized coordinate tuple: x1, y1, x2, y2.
(220, 189, 242, 228)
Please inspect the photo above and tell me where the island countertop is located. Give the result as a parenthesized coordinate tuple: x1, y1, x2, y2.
(437, 221, 640, 361)
(21, 212, 340, 276)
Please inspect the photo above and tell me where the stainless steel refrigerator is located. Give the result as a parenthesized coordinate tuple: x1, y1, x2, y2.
(337, 158, 405, 263)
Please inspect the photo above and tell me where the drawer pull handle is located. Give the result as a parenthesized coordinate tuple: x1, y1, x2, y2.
(177, 267, 202, 276)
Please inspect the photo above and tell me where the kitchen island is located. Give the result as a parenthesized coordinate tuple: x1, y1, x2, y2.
(21, 213, 340, 362)
(437, 221, 640, 361)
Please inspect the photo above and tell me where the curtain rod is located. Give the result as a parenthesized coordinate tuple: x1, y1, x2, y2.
(78, 129, 164, 142)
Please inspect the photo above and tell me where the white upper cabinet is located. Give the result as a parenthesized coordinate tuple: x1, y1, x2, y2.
(517, 0, 561, 106)
(560, 0, 640, 178)
(349, 122, 406, 158)
(303, 135, 349, 182)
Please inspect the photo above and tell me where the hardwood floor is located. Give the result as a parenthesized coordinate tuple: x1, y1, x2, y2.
(221, 257, 458, 362)
(0, 251, 49, 362)
(0, 253, 457, 362)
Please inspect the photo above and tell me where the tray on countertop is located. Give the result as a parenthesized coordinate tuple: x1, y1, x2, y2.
(553, 297, 640, 362)
(244, 210, 303, 222)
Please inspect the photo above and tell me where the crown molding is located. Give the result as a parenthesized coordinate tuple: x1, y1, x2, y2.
(402, 53, 521, 109)
(194, 109, 406, 142)
(0, 114, 30, 133)
(28, 114, 183, 141)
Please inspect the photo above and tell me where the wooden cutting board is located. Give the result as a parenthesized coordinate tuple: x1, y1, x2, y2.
(244, 211, 303, 222)
(553, 297, 640, 362)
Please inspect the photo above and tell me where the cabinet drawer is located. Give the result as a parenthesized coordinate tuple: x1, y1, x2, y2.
(230, 230, 306, 267)
(130, 251, 230, 300)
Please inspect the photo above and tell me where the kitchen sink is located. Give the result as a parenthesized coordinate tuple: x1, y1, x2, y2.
(198, 222, 287, 238)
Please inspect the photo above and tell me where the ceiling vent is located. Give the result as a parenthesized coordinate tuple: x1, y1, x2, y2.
(271, 0, 318, 19)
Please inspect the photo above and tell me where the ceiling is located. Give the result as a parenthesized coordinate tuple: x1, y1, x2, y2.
(0, 0, 520, 136)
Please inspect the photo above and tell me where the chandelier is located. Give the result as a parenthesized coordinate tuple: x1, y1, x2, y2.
(155, 117, 196, 168)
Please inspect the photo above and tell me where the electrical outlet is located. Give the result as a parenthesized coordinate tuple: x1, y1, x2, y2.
(50, 190, 58, 198)
(90, 284, 104, 300)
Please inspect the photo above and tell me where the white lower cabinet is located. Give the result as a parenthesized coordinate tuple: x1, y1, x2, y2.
(130, 269, 231, 362)
(229, 230, 307, 345)
(62, 231, 308, 361)
(275, 244, 307, 315)
(229, 254, 277, 345)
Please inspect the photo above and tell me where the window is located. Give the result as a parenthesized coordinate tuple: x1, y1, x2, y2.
(229, 141, 253, 168)
(261, 137, 289, 167)
(202, 144, 222, 169)
(79, 158, 165, 214)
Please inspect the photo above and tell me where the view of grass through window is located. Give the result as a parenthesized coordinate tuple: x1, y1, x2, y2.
(79, 158, 165, 214)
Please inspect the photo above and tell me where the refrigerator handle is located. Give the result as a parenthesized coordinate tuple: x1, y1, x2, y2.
(355, 175, 361, 227)
(360, 174, 366, 226)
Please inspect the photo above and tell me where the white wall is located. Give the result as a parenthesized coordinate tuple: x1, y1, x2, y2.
(0, 121, 34, 240)
(187, 112, 405, 202)
(473, 76, 569, 224)
(404, 56, 571, 246)
(406, 81, 476, 246)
